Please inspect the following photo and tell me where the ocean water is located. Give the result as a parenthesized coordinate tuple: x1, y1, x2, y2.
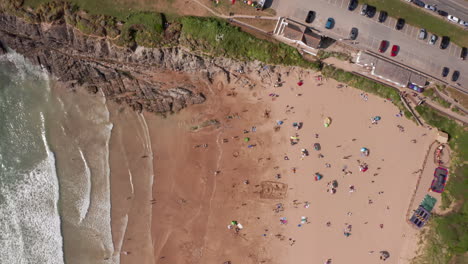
(0, 52, 117, 263)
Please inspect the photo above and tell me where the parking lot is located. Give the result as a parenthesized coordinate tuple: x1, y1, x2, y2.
(271, 0, 467, 92)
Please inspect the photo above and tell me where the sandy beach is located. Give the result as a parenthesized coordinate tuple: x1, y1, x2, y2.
(107, 64, 437, 264)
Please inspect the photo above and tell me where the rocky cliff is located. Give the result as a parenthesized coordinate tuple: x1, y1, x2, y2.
(0, 10, 259, 113)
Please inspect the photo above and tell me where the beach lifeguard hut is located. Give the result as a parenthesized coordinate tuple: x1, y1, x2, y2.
(436, 131, 448, 144)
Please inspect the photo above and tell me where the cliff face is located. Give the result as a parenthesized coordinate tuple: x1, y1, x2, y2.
(0, 12, 248, 113)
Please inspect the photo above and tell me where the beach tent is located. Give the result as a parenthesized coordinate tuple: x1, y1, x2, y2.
(324, 117, 331, 127)
(314, 143, 321, 151)
(360, 147, 369, 156)
(315, 173, 323, 181)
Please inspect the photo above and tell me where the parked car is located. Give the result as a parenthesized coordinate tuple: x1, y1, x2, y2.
(459, 20, 466, 26)
(379, 40, 389, 52)
(430, 167, 448, 193)
(360, 4, 368, 15)
(391, 45, 399, 57)
(348, 0, 358, 11)
(408, 83, 424, 93)
(396, 18, 405, 30)
(378, 11, 388, 23)
(428, 34, 438, 45)
(424, 4, 436, 11)
(305, 11, 316, 23)
(349, 27, 358, 40)
(452, 70, 460, 82)
(440, 36, 450, 49)
(412, 0, 425, 7)
(437, 10, 448, 17)
(447, 15, 459, 23)
(418, 28, 427, 40)
(461, 47, 467, 60)
(325, 17, 335, 29)
(366, 6, 376, 18)
(442, 67, 449, 77)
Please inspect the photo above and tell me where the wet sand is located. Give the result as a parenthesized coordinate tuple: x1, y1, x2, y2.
(108, 65, 437, 264)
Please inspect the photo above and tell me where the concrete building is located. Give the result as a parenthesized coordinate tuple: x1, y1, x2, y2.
(275, 18, 322, 49)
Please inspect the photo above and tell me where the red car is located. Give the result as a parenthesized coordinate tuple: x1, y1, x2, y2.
(391, 45, 399, 57)
(430, 167, 448, 193)
(379, 40, 389, 53)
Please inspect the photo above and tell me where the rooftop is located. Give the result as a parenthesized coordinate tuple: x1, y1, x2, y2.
(302, 28, 322, 49)
(373, 59, 412, 86)
(283, 23, 305, 41)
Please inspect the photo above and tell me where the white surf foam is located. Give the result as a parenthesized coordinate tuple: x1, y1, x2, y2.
(77, 148, 92, 223)
(0, 112, 64, 264)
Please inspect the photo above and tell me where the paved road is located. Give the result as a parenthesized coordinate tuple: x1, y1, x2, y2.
(271, 0, 468, 92)
(423, 0, 468, 22)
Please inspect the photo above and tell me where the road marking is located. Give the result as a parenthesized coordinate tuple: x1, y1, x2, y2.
(452, 46, 460, 57)
(340, 0, 345, 9)
(447, 44, 454, 56)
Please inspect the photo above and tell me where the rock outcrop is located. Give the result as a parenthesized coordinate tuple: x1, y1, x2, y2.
(0, 12, 238, 113)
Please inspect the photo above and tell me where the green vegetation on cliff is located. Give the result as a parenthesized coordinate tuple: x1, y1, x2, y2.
(180, 17, 321, 68)
(6, 1, 322, 68)
(415, 105, 468, 264)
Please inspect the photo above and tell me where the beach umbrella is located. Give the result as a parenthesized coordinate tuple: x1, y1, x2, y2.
(244, 137, 250, 142)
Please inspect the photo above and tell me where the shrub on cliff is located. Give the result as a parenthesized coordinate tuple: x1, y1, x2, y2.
(180, 16, 321, 69)
(119, 12, 164, 48)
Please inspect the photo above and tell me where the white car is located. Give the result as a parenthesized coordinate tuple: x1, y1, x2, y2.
(447, 15, 459, 23)
(428, 34, 438, 45)
(459, 20, 466, 26)
(424, 4, 437, 11)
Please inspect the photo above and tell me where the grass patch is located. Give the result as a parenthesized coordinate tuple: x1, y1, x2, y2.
(119, 12, 164, 47)
(203, 0, 276, 17)
(316, 50, 352, 61)
(24, 0, 133, 19)
(415, 105, 468, 163)
(362, 0, 468, 47)
(234, 18, 277, 32)
(423, 88, 452, 108)
(447, 87, 468, 109)
(321, 65, 405, 111)
(180, 16, 321, 69)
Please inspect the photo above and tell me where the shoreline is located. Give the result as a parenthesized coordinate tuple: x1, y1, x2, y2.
(105, 64, 438, 264)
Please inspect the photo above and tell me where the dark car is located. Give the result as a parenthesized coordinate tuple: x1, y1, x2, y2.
(350, 27, 358, 40)
(461, 47, 467, 60)
(440, 36, 450, 49)
(452, 71, 460, 82)
(366, 6, 376, 18)
(325, 17, 335, 29)
(442, 67, 450, 77)
(379, 40, 389, 53)
(348, 0, 358, 11)
(430, 167, 448, 193)
(391, 45, 399, 57)
(305, 11, 315, 23)
(396, 18, 405, 30)
(378, 11, 388, 23)
(412, 0, 425, 7)
(437, 10, 448, 17)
